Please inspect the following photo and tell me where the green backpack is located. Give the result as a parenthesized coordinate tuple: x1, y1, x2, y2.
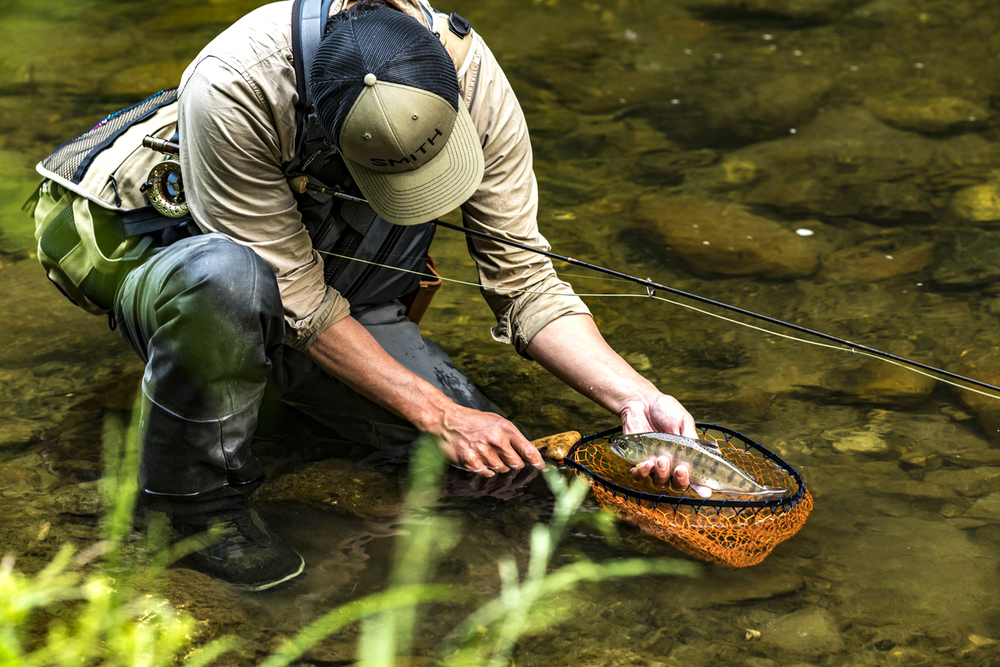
(28, 88, 187, 316)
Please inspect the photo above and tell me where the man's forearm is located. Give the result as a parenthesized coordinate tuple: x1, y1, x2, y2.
(303, 315, 451, 431)
(303, 315, 542, 475)
(524, 314, 660, 415)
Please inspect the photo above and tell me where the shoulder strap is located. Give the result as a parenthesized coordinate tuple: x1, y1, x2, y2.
(292, 0, 334, 148)
(432, 11, 474, 77)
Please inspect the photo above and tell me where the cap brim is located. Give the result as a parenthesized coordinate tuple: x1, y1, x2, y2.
(342, 106, 484, 226)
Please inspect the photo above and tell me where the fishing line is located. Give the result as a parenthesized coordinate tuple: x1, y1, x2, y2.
(434, 219, 1000, 397)
(317, 248, 1000, 401)
(291, 177, 995, 395)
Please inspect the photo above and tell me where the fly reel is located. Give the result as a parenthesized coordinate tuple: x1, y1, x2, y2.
(145, 160, 188, 218)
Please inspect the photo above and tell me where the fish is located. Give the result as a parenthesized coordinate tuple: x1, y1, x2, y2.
(609, 432, 787, 500)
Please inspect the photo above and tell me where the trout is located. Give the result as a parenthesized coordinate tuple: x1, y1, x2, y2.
(610, 432, 787, 500)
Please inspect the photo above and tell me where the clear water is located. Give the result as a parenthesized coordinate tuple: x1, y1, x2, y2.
(2, 0, 1000, 664)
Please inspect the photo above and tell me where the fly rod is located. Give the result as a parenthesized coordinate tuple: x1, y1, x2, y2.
(233, 162, 1000, 396)
(434, 219, 999, 396)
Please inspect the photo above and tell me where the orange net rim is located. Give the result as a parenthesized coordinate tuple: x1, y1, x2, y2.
(562, 423, 809, 515)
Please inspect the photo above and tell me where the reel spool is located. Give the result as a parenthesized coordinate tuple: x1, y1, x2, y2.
(145, 160, 188, 218)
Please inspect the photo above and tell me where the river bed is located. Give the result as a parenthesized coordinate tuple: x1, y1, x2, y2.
(2, 0, 1000, 664)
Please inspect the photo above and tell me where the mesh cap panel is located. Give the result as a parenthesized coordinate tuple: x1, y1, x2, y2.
(310, 8, 459, 147)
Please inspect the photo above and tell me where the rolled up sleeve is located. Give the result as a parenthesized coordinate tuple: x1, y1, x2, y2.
(178, 56, 350, 350)
(461, 38, 590, 355)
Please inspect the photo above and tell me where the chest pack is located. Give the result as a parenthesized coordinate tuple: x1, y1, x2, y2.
(28, 0, 469, 319)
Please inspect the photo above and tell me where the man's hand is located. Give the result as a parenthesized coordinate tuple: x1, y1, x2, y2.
(621, 393, 697, 489)
(524, 314, 699, 492)
(430, 405, 544, 477)
(307, 316, 541, 479)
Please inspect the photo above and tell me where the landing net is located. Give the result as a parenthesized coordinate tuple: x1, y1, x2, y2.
(562, 424, 812, 567)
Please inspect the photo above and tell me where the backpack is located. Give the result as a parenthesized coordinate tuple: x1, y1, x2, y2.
(28, 88, 189, 316)
(29, 0, 466, 319)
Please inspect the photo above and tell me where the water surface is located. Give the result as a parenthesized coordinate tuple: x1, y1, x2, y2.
(2, 0, 1000, 664)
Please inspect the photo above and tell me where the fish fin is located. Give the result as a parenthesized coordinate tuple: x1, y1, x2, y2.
(694, 438, 724, 453)
(689, 482, 713, 499)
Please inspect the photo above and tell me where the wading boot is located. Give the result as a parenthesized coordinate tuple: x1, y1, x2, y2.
(175, 506, 305, 591)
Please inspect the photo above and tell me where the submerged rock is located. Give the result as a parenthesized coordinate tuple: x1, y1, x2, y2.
(0, 417, 41, 449)
(256, 458, 402, 521)
(51, 481, 102, 517)
(965, 493, 1000, 520)
(949, 182, 1000, 222)
(824, 429, 891, 456)
(682, 0, 861, 23)
(765, 608, 844, 656)
(820, 236, 935, 282)
(830, 516, 993, 634)
(820, 358, 938, 406)
(924, 467, 1000, 498)
(730, 106, 1000, 223)
(865, 95, 989, 134)
(701, 71, 832, 146)
(950, 362, 1000, 439)
(633, 195, 820, 279)
(672, 570, 806, 608)
(0, 465, 43, 497)
(931, 231, 1000, 288)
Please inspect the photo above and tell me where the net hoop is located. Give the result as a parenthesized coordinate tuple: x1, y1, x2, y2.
(560, 423, 813, 566)
(562, 423, 808, 513)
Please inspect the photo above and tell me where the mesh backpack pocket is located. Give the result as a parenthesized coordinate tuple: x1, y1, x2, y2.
(30, 88, 184, 315)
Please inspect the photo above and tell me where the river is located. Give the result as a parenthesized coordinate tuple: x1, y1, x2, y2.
(1, 0, 999, 664)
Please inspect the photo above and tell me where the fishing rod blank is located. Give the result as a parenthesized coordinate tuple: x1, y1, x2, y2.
(432, 219, 1000, 396)
(283, 172, 999, 396)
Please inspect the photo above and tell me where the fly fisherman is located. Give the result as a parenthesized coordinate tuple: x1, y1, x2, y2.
(114, 0, 697, 590)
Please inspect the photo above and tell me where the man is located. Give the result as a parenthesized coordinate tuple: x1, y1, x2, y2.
(114, 0, 696, 591)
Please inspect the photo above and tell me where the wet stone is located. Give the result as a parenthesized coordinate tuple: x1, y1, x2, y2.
(865, 96, 989, 134)
(50, 481, 103, 517)
(165, 568, 261, 639)
(821, 358, 938, 407)
(0, 417, 41, 449)
(681, 0, 859, 22)
(923, 467, 1000, 498)
(700, 71, 833, 146)
(765, 608, 844, 656)
(0, 465, 43, 497)
(949, 182, 1000, 222)
(255, 458, 402, 521)
(820, 237, 935, 282)
(633, 195, 819, 279)
(964, 493, 1000, 521)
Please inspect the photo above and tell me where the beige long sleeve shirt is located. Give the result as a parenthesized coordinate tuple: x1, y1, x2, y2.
(177, 0, 589, 353)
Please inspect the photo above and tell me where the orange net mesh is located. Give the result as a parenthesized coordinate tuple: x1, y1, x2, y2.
(564, 425, 812, 567)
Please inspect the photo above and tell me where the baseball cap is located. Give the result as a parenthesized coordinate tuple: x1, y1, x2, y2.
(310, 6, 484, 226)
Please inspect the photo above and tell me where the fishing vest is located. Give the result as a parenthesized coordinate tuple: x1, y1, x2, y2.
(30, 0, 471, 316)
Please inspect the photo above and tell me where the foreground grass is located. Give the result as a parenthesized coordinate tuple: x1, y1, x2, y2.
(0, 412, 697, 666)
